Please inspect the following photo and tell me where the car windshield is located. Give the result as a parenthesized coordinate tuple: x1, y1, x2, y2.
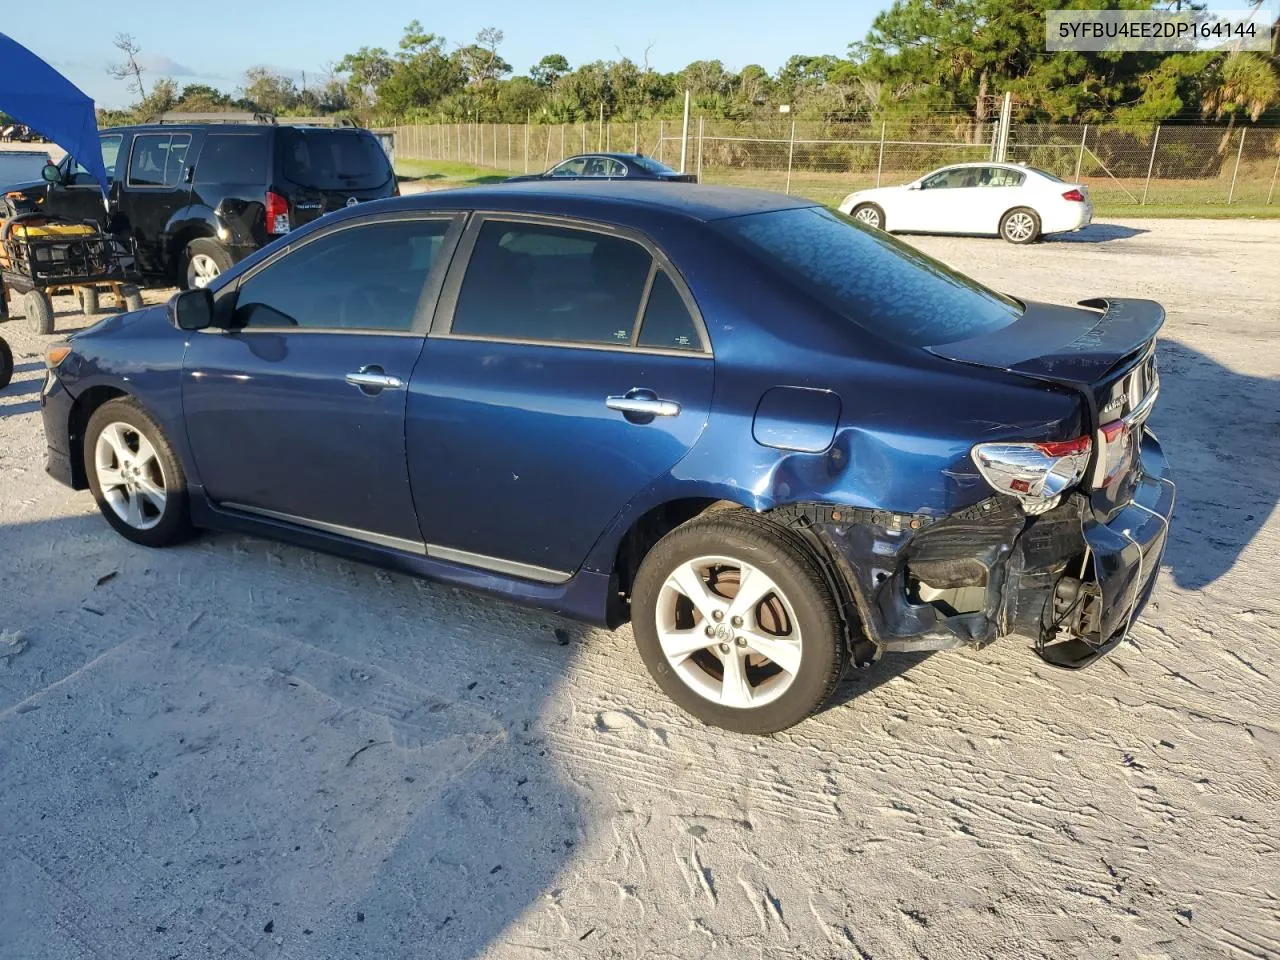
(714, 206, 1023, 348)
(0, 152, 50, 189)
(631, 155, 676, 175)
(279, 129, 393, 190)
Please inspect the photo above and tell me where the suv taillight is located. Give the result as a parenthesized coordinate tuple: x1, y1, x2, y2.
(1062, 188, 1085, 202)
(972, 435, 1092, 514)
(265, 190, 291, 236)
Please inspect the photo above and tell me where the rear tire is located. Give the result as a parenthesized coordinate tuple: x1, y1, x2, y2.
(851, 203, 885, 230)
(1000, 207, 1041, 244)
(120, 284, 144, 313)
(631, 510, 849, 734)
(24, 290, 53, 335)
(0, 337, 12, 389)
(85, 398, 196, 548)
(181, 239, 233, 291)
(77, 286, 100, 316)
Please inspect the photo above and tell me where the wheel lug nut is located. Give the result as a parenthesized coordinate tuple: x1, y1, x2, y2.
(705, 626, 715, 638)
(712, 610, 723, 622)
(735, 636, 747, 647)
(731, 616, 743, 628)
(718, 643, 730, 654)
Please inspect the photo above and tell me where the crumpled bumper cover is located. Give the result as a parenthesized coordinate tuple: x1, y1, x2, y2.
(776, 428, 1174, 666)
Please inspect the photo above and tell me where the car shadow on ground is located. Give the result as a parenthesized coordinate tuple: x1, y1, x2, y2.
(1046, 223, 1149, 243)
(0, 513, 584, 959)
(1152, 339, 1279, 591)
(825, 650, 933, 713)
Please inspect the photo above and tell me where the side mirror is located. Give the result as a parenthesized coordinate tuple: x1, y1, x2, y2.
(41, 163, 61, 184)
(169, 288, 214, 331)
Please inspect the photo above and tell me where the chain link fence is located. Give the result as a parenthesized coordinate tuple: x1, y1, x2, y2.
(391, 119, 1280, 211)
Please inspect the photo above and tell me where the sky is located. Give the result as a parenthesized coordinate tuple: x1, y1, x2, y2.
(3, 0, 888, 109)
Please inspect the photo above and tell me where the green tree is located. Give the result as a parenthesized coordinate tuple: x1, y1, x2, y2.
(531, 54, 570, 89)
(241, 67, 300, 114)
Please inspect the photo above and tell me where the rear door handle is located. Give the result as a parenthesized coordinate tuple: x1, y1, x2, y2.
(345, 365, 403, 393)
(606, 394, 681, 418)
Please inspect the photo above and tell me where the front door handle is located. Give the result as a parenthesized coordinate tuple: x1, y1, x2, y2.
(606, 392, 681, 418)
(346, 365, 403, 394)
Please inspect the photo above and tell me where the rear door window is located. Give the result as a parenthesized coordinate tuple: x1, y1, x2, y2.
(715, 206, 1021, 347)
(979, 166, 1025, 187)
(450, 220, 654, 346)
(277, 129, 392, 191)
(637, 270, 701, 351)
(195, 134, 269, 185)
(127, 133, 192, 188)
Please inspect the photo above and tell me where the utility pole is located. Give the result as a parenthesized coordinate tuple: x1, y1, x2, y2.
(679, 89, 691, 173)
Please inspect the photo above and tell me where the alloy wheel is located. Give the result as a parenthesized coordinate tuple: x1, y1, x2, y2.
(188, 254, 221, 289)
(94, 422, 168, 531)
(654, 554, 803, 709)
(1004, 212, 1036, 242)
(853, 207, 882, 228)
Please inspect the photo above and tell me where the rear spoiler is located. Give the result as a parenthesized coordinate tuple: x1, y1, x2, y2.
(928, 297, 1164, 386)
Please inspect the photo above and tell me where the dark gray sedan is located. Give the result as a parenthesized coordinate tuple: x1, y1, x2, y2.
(505, 152, 697, 183)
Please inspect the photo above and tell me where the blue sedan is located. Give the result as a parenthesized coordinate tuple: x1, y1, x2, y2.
(39, 182, 1174, 733)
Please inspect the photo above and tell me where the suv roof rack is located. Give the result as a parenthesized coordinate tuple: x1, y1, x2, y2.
(155, 112, 359, 128)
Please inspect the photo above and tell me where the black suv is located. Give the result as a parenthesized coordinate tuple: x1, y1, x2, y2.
(9, 116, 397, 289)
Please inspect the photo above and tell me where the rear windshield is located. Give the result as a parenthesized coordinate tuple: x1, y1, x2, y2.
(0, 152, 49, 188)
(632, 155, 676, 175)
(714, 206, 1021, 347)
(277, 129, 393, 190)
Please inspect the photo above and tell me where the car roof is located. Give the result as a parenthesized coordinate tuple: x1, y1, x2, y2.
(558, 152, 660, 162)
(383, 181, 815, 222)
(99, 123, 371, 135)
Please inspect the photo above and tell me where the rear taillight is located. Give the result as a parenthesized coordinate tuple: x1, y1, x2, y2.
(265, 190, 291, 236)
(1096, 419, 1132, 487)
(1062, 188, 1085, 202)
(972, 435, 1092, 514)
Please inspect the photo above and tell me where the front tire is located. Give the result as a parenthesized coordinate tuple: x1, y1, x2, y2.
(1000, 207, 1041, 244)
(181, 239, 233, 291)
(85, 398, 195, 547)
(631, 511, 849, 734)
(851, 203, 885, 230)
(0, 337, 12, 389)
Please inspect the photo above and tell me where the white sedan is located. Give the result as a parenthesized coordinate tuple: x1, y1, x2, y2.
(837, 162, 1093, 244)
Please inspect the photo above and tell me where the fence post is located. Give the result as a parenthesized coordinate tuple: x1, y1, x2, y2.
(658, 120, 665, 162)
(1075, 123, 1088, 181)
(634, 121, 638, 154)
(785, 119, 796, 195)
(876, 120, 886, 188)
(995, 92, 1011, 162)
(679, 89, 691, 172)
(1228, 128, 1246, 204)
(1268, 151, 1279, 205)
(1141, 124, 1161, 205)
(696, 116, 704, 180)
(524, 114, 530, 172)
(581, 122, 586, 154)
(493, 124, 498, 168)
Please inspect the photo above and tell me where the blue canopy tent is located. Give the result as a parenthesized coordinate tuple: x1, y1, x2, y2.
(0, 32, 108, 194)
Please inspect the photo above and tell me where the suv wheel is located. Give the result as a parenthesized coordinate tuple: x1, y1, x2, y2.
(181, 239, 233, 290)
(85, 398, 196, 547)
(631, 511, 849, 734)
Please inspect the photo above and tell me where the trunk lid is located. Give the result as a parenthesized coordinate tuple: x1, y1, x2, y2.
(274, 127, 396, 229)
(929, 297, 1163, 515)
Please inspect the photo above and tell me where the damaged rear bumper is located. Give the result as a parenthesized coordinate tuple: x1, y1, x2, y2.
(785, 428, 1174, 668)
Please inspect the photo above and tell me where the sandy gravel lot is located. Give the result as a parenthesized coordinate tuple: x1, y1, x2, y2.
(1, 218, 1277, 960)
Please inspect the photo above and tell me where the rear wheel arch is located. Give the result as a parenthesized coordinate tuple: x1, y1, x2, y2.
(605, 497, 745, 627)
